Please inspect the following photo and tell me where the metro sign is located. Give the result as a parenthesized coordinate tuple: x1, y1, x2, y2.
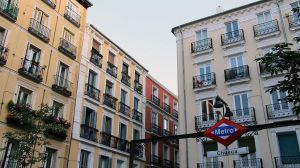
(204, 118, 248, 147)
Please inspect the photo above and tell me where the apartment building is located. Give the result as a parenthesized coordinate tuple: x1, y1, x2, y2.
(145, 75, 179, 168)
(172, 0, 300, 167)
(69, 24, 148, 168)
(0, 0, 92, 167)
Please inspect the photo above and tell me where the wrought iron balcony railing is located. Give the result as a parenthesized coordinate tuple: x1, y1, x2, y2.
(52, 75, 72, 97)
(132, 109, 143, 123)
(99, 131, 129, 152)
(28, 18, 51, 43)
(163, 129, 172, 137)
(152, 95, 160, 107)
(224, 65, 250, 82)
(254, 20, 279, 37)
(80, 124, 98, 142)
(152, 123, 161, 136)
(221, 29, 244, 46)
(0, 45, 8, 66)
(119, 102, 130, 117)
(288, 14, 300, 28)
(85, 83, 100, 101)
(0, 0, 19, 22)
(163, 159, 174, 168)
(134, 80, 143, 95)
(191, 38, 213, 53)
(121, 72, 131, 87)
(106, 62, 117, 78)
(163, 103, 170, 113)
(134, 143, 144, 158)
(58, 38, 77, 59)
(42, 0, 56, 9)
(233, 158, 262, 168)
(103, 93, 118, 110)
(18, 58, 44, 83)
(193, 73, 216, 89)
(266, 102, 294, 119)
(90, 48, 102, 68)
(0, 159, 21, 168)
(173, 109, 178, 118)
(275, 156, 300, 168)
(195, 115, 218, 131)
(152, 155, 163, 166)
(197, 161, 223, 168)
(230, 107, 256, 124)
(64, 6, 81, 27)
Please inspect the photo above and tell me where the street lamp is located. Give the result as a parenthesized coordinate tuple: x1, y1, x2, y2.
(213, 96, 233, 118)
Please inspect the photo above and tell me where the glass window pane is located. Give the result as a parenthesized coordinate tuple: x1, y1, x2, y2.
(234, 95, 242, 116)
(278, 133, 300, 158)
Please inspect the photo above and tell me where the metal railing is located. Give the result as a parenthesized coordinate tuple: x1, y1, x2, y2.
(193, 73, 216, 89)
(152, 95, 160, 107)
(134, 80, 143, 94)
(132, 109, 143, 123)
(163, 129, 172, 137)
(103, 93, 118, 110)
(266, 102, 294, 119)
(224, 65, 250, 82)
(152, 123, 161, 135)
(0, 44, 8, 66)
(121, 72, 131, 87)
(119, 102, 130, 117)
(173, 109, 178, 118)
(90, 48, 102, 68)
(197, 161, 223, 168)
(42, 0, 56, 9)
(80, 124, 98, 142)
(230, 107, 256, 124)
(0, 159, 23, 168)
(99, 131, 129, 152)
(221, 29, 244, 46)
(163, 159, 174, 168)
(275, 156, 300, 168)
(233, 158, 263, 168)
(106, 62, 117, 78)
(254, 20, 279, 37)
(191, 38, 213, 53)
(85, 83, 100, 101)
(64, 6, 81, 27)
(163, 103, 170, 113)
(59, 38, 77, 58)
(195, 115, 218, 131)
(28, 18, 51, 42)
(52, 75, 72, 96)
(152, 155, 163, 166)
(18, 58, 44, 83)
(288, 14, 300, 28)
(0, 0, 19, 22)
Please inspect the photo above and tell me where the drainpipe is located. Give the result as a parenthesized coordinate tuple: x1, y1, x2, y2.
(276, 0, 288, 43)
(178, 26, 189, 168)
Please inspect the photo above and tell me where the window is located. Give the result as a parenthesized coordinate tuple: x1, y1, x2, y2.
(229, 55, 244, 68)
(88, 70, 97, 87)
(257, 11, 272, 24)
(105, 81, 113, 95)
(152, 112, 158, 124)
(163, 118, 168, 130)
(201, 99, 214, 121)
(196, 29, 208, 41)
(119, 123, 127, 140)
(34, 8, 49, 26)
(116, 160, 124, 168)
(203, 141, 218, 162)
(175, 150, 179, 164)
(92, 39, 101, 52)
(135, 72, 140, 82)
(52, 101, 63, 117)
(63, 28, 74, 43)
(99, 155, 111, 168)
(57, 62, 69, 86)
(278, 133, 300, 158)
(43, 148, 57, 168)
(133, 129, 140, 140)
(67, 0, 78, 13)
(0, 27, 7, 46)
(238, 137, 256, 163)
(271, 90, 289, 110)
(17, 87, 32, 105)
(163, 145, 169, 160)
(108, 52, 115, 64)
(134, 97, 139, 110)
(174, 102, 178, 110)
(152, 142, 157, 155)
(234, 93, 249, 116)
(226, 20, 239, 33)
(24, 44, 41, 73)
(79, 150, 89, 168)
(199, 63, 211, 81)
(2, 142, 19, 168)
(164, 95, 169, 105)
(122, 63, 129, 74)
(82, 107, 97, 128)
(121, 89, 127, 104)
(174, 124, 178, 135)
(102, 116, 112, 134)
(152, 87, 158, 97)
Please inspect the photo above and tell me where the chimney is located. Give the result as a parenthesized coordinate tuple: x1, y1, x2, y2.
(216, 5, 224, 14)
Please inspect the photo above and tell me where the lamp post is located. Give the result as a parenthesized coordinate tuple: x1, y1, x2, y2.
(213, 96, 233, 119)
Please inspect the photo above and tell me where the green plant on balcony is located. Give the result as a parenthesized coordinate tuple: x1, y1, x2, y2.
(43, 115, 71, 141)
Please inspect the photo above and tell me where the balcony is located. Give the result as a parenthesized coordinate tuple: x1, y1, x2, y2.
(163, 129, 171, 137)
(253, 20, 279, 37)
(275, 156, 300, 168)
(152, 123, 161, 136)
(58, 38, 77, 59)
(64, 6, 81, 27)
(233, 158, 262, 168)
(18, 58, 44, 83)
(134, 80, 143, 95)
(90, 48, 102, 68)
(85, 83, 100, 101)
(152, 95, 160, 107)
(121, 72, 131, 87)
(224, 65, 250, 83)
(103, 93, 118, 110)
(266, 102, 294, 119)
(163, 103, 170, 113)
(221, 29, 244, 46)
(193, 73, 216, 90)
(132, 109, 143, 123)
(0, 159, 20, 168)
(52, 75, 72, 97)
(230, 107, 256, 124)
(191, 38, 213, 53)
(0, 0, 19, 22)
(99, 131, 129, 152)
(119, 102, 130, 117)
(106, 62, 117, 78)
(195, 115, 218, 131)
(288, 14, 300, 29)
(173, 109, 178, 118)
(28, 18, 51, 43)
(163, 159, 174, 168)
(41, 0, 56, 9)
(80, 124, 98, 142)
(152, 155, 163, 167)
(134, 143, 144, 158)
(197, 161, 223, 168)
(0, 45, 8, 66)
(259, 62, 269, 75)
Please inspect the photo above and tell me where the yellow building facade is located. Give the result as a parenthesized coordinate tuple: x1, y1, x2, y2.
(0, 0, 92, 167)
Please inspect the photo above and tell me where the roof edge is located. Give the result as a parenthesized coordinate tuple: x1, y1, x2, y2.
(77, 0, 93, 9)
(147, 74, 178, 99)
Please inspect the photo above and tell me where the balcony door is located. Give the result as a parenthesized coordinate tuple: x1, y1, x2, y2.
(257, 11, 272, 31)
(225, 20, 239, 38)
(2, 142, 19, 168)
(122, 63, 129, 75)
(0, 27, 7, 46)
(229, 55, 245, 77)
(34, 9, 48, 26)
(196, 29, 208, 41)
(199, 63, 211, 82)
(152, 112, 158, 125)
(24, 44, 41, 73)
(270, 90, 289, 111)
(63, 29, 73, 43)
(105, 81, 113, 95)
(233, 93, 249, 117)
(121, 89, 127, 104)
(134, 97, 139, 111)
(135, 72, 140, 82)
(278, 132, 300, 164)
(58, 63, 69, 87)
(238, 137, 256, 167)
(102, 116, 112, 134)
(82, 107, 96, 128)
(99, 155, 111, 168)
(88, 70, 97, 87)
(17, 87, 32, 105)
(152, 87, 158, 97)
(201, 99, 214, 122)
(119, 123, 127, 140)
(163, 145, 169, 160)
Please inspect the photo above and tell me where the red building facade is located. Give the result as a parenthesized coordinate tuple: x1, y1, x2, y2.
(145, 75, 179, 168)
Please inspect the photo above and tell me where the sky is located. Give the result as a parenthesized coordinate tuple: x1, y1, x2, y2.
(87, 0, 259, 94)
